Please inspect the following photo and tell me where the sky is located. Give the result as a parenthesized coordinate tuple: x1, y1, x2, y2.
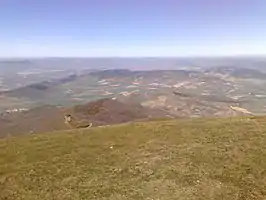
(0, 0, 266, 57)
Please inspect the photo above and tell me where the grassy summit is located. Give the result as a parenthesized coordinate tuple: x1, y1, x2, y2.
(1, 117, 266, 200)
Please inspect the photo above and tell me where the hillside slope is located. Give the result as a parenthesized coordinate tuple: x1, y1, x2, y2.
(1, 117, 266, 199)
(0, 98, 171, 137)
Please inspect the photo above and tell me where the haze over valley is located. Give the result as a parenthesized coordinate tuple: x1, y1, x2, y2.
(0, 57, 266, 136)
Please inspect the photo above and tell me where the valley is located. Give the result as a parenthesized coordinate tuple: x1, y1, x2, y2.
(0, 61, 266, 136)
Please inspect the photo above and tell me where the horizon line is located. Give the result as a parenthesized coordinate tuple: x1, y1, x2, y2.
(1, 54, 266, 60)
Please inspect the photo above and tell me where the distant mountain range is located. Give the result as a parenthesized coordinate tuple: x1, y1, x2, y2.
(1, 57, 266, 73)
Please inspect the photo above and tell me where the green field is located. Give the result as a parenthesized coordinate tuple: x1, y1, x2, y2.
(1, 117, 266, 200)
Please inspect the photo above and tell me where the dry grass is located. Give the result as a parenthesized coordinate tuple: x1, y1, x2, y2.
(1, 117, 266, 199)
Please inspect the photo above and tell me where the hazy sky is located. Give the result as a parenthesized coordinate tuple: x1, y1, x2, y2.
(0, 0, 266, 57)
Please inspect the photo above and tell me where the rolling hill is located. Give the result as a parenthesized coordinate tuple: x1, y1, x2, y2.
(1, 67, 266, 115)
(1, 117, 266, 199)
(0, 98, 171, 137)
